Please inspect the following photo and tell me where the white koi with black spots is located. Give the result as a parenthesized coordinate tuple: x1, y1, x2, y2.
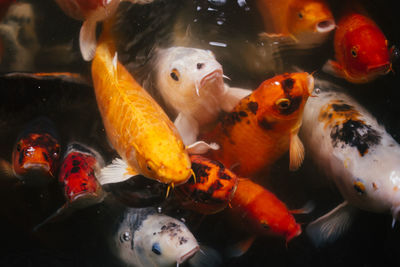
(301, 79, 400, 246)
(110, 207, 199, 267)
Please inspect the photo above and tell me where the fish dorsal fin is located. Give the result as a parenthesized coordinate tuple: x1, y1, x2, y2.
(306, 201, 357, 247)
(174, 112, 199, 146)
(98, 158, 138, 185)
(289, 131, 305, 171)
(79, 17, 98, 61)
(186, 141, 220, 155)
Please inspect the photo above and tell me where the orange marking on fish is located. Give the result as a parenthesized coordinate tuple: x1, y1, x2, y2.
(318, 100, 364, 130)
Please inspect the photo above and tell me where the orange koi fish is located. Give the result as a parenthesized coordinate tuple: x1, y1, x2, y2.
(323, 12, 392, 83)
(175, 155, 238, 215)
(11, 117, 61, 183)
(54, 0, 153, 61)
(202, 72, 314, 177)
(91, 26, 192, 188)
(227, 178, 301, 257)
(255, 0, 335, 47)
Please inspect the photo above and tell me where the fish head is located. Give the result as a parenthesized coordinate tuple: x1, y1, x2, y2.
(12, 132, 61, 178)
(156, 47, 225, 111)
(133, 137, 192, 186)
(287, 0, 335, 38)
(341, 17, 391, 81)
(58, 143, 104, 202)
(254, 72, 314, 129)
(128, 214, 199, 266)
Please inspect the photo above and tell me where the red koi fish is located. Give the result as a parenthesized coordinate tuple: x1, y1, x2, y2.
(11, 117, 61, 183)
(323, 12, 392, 83)
(226, 178, 301, 257)
(54, 0, 153, 61)
(175, 155, 238, 215)
(201, 72, 313, 177)
(34, 142, 105, 230)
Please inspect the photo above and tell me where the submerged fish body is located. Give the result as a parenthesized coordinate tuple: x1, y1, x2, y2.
(54, 0, 153, 61)
(91, 33, 191, 186)
(58, 142, 105, 206)
(155, 46, 251, 147)
(301, 80, 400, 244)
(255, 0, 335, 47)
(324, 13, 391, 83)
(202, 72, 313, 177)
(111, 207, 199, 267)
(175, 155, 239, 215)
(12, 116, 61, 181)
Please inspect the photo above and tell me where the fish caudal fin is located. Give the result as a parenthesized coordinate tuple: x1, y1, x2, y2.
(188, 245, 223, 267)
(187, 141, 220, 155)
(98, 158, 138, 185)
(289, 133, 305, 171)
(174, 113, 199, 146)
(79, 17, 97, 61)
(225, 235, 256, 259)
(221, 86, 252, 112)
(322, 60, 346, 79)
(306, 201, 357, 247)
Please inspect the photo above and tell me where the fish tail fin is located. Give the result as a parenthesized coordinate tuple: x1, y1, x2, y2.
(290, 200, 315, 214)
(98, 158, 138, 185)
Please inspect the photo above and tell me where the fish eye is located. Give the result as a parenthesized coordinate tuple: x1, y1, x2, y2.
(146, 165, 152, 171)
(261, 220, 270, 229)
(170, 69, 180, 81)
(151, 243, 162, 255)
(197, 63, 205, 69)
(276, 98, 291, 110)
(351, 47, 358, 58)
(120, 231, 131, 242)
(298, 12, 303, 19)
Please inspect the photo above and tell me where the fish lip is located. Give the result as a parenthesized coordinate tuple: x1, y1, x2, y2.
(315, 19, 335, 33)
(22, 162, 50, 173)
(199, 69, 223, 89)
(367, 63, 391, 74)
(177, 245, 200, 264)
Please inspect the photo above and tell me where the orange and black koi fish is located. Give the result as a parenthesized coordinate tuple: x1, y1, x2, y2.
(175, 155, 238, 215)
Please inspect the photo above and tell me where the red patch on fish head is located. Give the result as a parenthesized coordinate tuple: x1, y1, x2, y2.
(59, 152, 100, 202)
(342, 21, 391, 78)
(12, 133, 61, 177)
(287, 0, 334, 35)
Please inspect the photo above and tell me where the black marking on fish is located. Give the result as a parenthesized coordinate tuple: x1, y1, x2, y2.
(247, 101, 258, 114)
(70, 166, 80, 173)
(72, 160, 80, 166)
(218, 169, 232, 180)
(42, 152, 48, 161)
(18, 150, 24, 165)
(239, 111, 248, 117)
(179, 236, 188, 245)
(211, 159, 225, 170)
(258, 118, 274, 130)
(330, 119, 382, 156)
(159, 222, 183, 238)
(224, 112, 241, 125)
(282, 78, 295, 94)
(332, 103, 354, 112)
(279, 96, 303, 115)
(191, 162, 211, 179)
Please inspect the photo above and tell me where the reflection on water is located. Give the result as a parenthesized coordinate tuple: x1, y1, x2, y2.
(1, 0, 400, 266)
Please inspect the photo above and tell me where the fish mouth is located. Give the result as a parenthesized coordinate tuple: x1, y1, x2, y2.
(315, 19, 335, 33)
(22, 162, 51, 173)
(367, 63, 391, 74)
(197, 69, 224, 96)
(177, 245, 200, 264)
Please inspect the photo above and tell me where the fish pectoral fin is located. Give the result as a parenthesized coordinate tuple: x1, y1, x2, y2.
(289, 133, 305, 171)
(79, 17, 98, 61)
(225, 235, 256, 258)
(306, 201, 357, 247)
(98, 158, 139, 185)
(186, 141, 220, 155)
(188, 245, 223, 267)
(0, 159, 17, 180)
(221, 85, 252, 112)
(33, 203, 69, 232)
(174, 113, 199, 146)
(322, 60, 346, 78)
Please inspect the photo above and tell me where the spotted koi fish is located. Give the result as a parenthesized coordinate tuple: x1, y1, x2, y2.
(201, 72, 314, 177)
(91, 26, 191, 188)
(323, 12, 392, 83)
(11, 116, 61, 183)
(34, 142, 105, 231)
(175, 155, 238, 215)
(226, 178, 301, 257)
(301, 80, 400, 246)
